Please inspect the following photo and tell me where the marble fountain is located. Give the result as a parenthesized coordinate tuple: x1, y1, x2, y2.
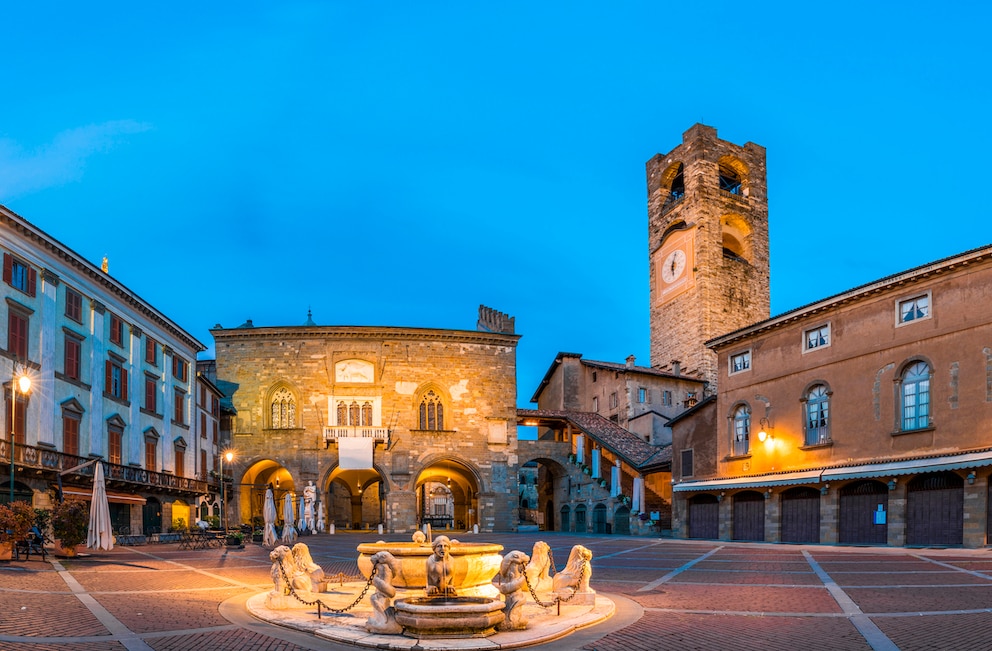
(245, 531, 614, 650)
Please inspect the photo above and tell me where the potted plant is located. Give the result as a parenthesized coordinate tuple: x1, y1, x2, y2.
(0, 501, 35, 559)
(251, 515, 264, 543)
(225, 531, 245, 547)
(51, 500, 89, 557)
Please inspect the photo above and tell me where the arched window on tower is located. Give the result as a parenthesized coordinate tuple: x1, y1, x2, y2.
(662, 163, 685, 213)
(719, 162, 742, 195)
(419, 390, 445, 430)
(270, 388, 296, 428)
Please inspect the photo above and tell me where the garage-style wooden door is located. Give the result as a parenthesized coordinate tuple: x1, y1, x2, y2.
(907, 472, 963, 547)
(780, 486, 820, 543)
(732, 491, 765, 541)
(687, 494, 719, 539)
(839, 480, 888, 545)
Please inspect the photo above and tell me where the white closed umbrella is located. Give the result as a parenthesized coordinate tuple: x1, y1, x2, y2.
(87, 462, 114, 551)
(299, 493, 306, 532)
(281, 492, 297, 543)
(262, 487, 278, 547)
(316, 500, 325, 533)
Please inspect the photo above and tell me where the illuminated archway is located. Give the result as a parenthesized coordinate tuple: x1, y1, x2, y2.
(237, 459, 296, 528)
(324, 463, 387, 530)
(415, 458, 481, 532)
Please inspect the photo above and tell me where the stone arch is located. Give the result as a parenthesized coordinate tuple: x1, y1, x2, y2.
(414, 455, 484, 531)
(235, 457, 298, 528)
(322, 460, 390, 531)
(519, 456, 569, 531)
(264, 380, 300, 429)
(720, 213, 752, 263)
(717, 154, 749, 196)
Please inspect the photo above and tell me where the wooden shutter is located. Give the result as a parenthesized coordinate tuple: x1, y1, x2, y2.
(105, 360, 112, 393)
(122, 368, 128, 402)
(2, 253, 11, 284)
(27, 267, 36, 297)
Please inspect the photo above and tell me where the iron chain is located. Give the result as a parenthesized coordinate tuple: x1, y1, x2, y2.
(279, 560, 377, 614)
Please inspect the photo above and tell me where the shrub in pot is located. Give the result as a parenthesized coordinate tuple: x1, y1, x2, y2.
(52, 501, 89, 555)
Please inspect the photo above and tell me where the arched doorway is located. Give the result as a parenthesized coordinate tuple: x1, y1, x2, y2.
(613, 505, 631, 535)
(688, 494, 719, 539)
(326, 464, 386, 531)
(732, 491, 765, 541)
(1, 481, 33, 505)
(839, 480, 888, 545)
(239, 460, 297, 530)
(522, 457, 569, 532)
(415, 458, 479, 532)
(593, 504, 608, 533)
(171, 500, 191, 532)
(780, 486, 820, 543)
(574, 504, 587, 533)
(560, 505, 571, 532)
(907, 472, 963, 546)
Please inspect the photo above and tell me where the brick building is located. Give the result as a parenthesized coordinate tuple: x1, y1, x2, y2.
(211, 308, 521, 533)
(671, 245, 992, 547)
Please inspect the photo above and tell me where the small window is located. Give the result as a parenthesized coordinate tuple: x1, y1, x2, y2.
(592, 396, 599, 411)
(65, 288, 83, 323)
(64, 333, 82, 381)
(62, 412, 80, 457)
(609, 392, 618, 409)
(145, 337, 158, 365)
(901, 361, 931, 431)
(3, 253, 37, 296)
(732, 405, 750, 456)
(718, 163, 742, 195)
(804, 324, 830, 351)
(592, 371, 597, 383)
(172, 356, 188, 382)
(638, 387, 647, 403)
(662, 390, 672, 406)
(729, 351, 751, 375)
(897, 293, 931, 326)
(108, 426, 123, 465)
(804, 385, 830, 445)
(174, 388, 186, 424)
(105, 358, 129, 402)
(144, 375, 158, 414)
(681, 449, 694, 478)
(8, 309, 29, 360)
(109, 314, 124, 346)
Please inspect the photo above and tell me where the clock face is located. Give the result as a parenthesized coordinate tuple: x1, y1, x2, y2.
(661, 249, 687, 284)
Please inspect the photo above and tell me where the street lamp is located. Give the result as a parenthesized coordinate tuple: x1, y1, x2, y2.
(220, 450, 235, 532)
(9, 366, 31, 503)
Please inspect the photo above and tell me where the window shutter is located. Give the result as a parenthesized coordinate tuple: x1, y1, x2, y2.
(27, 267, 36, 297)
(122, 368, 129, 402)
(105, 360, 112, 392)
(2, 253, 11, 284)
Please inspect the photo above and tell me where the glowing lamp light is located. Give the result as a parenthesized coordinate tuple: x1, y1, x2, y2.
(757, 418, 772, 443)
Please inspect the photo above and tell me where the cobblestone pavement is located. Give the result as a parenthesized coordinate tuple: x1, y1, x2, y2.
(2, 533, 991, 650)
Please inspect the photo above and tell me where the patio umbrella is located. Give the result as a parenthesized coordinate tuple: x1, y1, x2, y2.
(86, 462, 114, 551)
(281, 491, 297, 543)
(299, 493, 307, 533)
(316, 500, 325, 532)
(262, 487, 278, 547)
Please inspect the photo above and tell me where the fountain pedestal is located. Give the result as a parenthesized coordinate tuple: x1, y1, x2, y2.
(393, 596, 505, 638)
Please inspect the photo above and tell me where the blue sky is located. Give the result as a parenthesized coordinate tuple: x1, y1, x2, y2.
(2, 2, 990, 406)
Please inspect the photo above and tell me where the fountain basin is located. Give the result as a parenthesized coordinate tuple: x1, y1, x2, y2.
(393, 596, 505, 638)
(357, 541, 503, 597)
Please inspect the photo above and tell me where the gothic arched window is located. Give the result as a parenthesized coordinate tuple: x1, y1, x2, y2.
(270, 388, 296, 429)
(732, 404, 750, 456)
(804, 385, 830, 445)
(901, 361, 931, 431)
(419, 390, 444, 431)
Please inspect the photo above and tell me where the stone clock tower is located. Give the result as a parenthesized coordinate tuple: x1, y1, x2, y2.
(647, 124, 770, 388)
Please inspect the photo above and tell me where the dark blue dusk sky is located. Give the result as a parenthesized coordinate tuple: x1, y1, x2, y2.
(2, 2, 990, 406)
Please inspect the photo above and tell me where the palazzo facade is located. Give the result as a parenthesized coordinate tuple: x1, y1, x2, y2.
(212, 309, 520, 533)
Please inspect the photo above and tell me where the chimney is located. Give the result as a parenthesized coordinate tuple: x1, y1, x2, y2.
(625, 355, 636, 368)
(671, 360, 681, 377)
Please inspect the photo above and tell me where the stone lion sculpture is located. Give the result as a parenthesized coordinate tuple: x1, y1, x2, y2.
(496, 550, 530, 631)
(525, 540, 553, 593)
(266, 545, 313, 608)
(366, 550, 402, 634)
(552, 544, 593, 596)
(292, 542, 326, 593)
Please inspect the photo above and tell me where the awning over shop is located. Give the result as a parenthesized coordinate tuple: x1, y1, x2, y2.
(673, 469, 822, 492)
(61, 488, 147, 505)
(820, 450, 992, 481)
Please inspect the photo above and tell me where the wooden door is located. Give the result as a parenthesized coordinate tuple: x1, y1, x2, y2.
(780, 487, 820, 543)
(839, 480, 888, 545)
(732, 491, 765, 541)
(688, 494, 719, 539)
(906, 472, 963, 546)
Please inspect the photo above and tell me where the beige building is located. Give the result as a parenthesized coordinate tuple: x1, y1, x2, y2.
(212, 307, 521, 533)
(671, 245, 992, 547)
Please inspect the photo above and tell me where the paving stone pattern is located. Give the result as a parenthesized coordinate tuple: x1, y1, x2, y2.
(1, 533, 991, 650)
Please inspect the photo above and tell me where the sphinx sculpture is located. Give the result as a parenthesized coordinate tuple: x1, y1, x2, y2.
(425, 535, 457, 597)
(496, 549, 530, 630)
(292, 542, 326, 593)
(266, 544, 314, 608)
